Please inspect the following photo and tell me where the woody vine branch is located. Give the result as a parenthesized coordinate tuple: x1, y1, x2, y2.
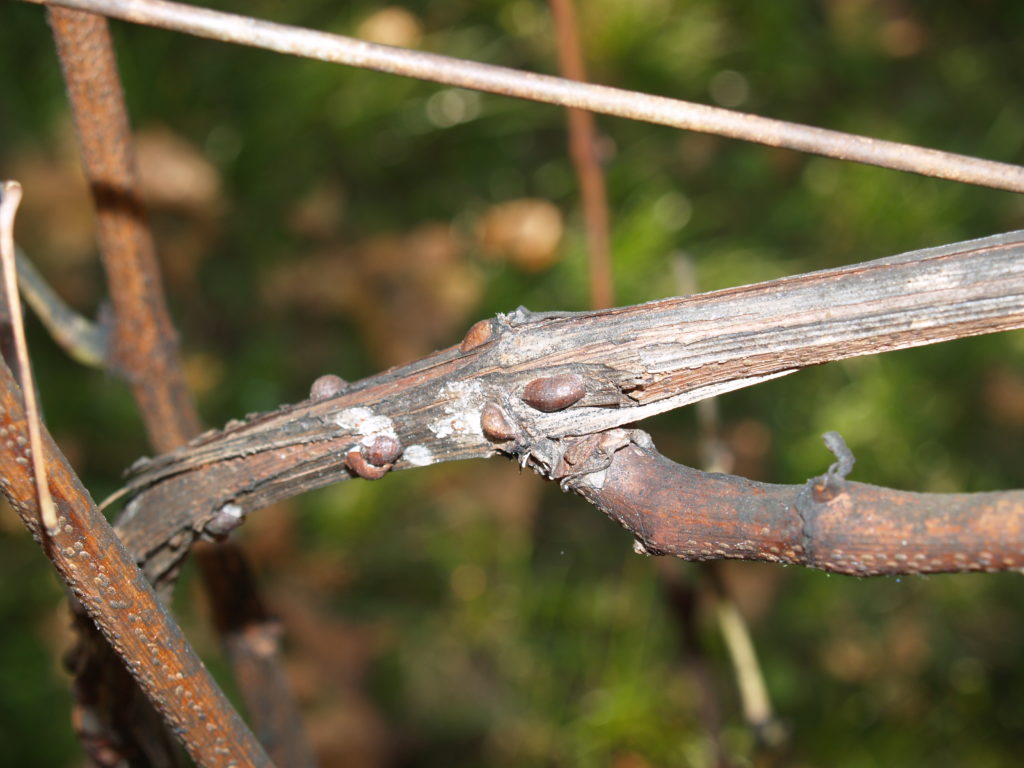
(114, 230, 1024, 584)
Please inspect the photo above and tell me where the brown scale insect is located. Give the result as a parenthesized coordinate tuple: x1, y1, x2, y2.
(346, 435, 403, 480)
(521, 373, 586, 412)
(480, 402, 516, 442)
(310, 373, 348, 402)
(363, 435, 402, 466)
(459, 318, 494, 353)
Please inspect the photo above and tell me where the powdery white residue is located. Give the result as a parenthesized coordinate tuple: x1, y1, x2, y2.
(404, 444, 434, 466)
(429, 381, 486, 440)
(333, 407, 397, 439)
(218, 502, 244, 519)
(430, 421, 455, 439)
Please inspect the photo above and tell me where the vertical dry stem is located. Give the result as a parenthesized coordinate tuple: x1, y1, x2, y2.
(548, 0, 614, 309)
(48, 7, 313, 764)
(48, 6, 199, 450)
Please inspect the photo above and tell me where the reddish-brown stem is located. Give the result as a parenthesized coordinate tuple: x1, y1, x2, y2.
(48, 5, 199, 451)
(48, 8, 312, 764)
(573, 438, 1024, 576)
(548, 0, 614, 310)
(0, 357, 272, 767)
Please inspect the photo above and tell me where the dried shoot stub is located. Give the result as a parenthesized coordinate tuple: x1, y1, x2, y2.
(521, 373, 586, 412)
(310, 373, 348, 402)
(346, 435, 403, 480)
(204, 502, 246, 538)
(459, 318, 494, 353)
(480, 402, 516, 442)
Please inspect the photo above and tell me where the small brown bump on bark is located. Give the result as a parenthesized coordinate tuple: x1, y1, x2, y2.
(345, 449, 391, 480)
(310, 374, 348, 402)
(363, 435, 402, 466)
(521, 373, 586, 412)
(480, 402, 516, 441)
(203, 503, 245, 537)
(460, 319, 494, 353)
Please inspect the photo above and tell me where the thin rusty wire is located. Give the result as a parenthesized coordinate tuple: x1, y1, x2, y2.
(21, 0, 1024, 194)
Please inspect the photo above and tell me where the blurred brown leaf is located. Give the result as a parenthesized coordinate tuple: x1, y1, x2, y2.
(476, 198, 564, 272)
(714, 561, 784, 625)
(880, 16, 927, 58)
(725, 418, 773, 481)
(135, 126, 225, 289)
(286, 180, 346, 240)
(271, 588, 393, 768)
(355, 6, 423, 49)
(135, 126, 223, 215)
(983, 367, 1024, 429)
(264, 222, 483, 366)
(240, 500, 300, 569)
(9, 124, 101, 310)
(884, 613, 930, 673)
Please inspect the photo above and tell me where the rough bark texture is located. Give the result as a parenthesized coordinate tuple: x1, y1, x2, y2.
(563, 432, 1024, 576)
(48, 8, 313, 765)
(0, 358, 272, 767)
(112, 230, 1024, 583)
(49, 6, 200, 451)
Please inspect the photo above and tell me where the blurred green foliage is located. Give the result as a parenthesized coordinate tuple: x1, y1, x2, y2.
(2, 1, 1024, 766)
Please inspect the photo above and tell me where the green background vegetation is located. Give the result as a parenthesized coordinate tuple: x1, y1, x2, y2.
(2, 1, 1024, 765)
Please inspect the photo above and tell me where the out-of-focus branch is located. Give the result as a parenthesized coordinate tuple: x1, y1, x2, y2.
(48, 8, 314, 765)
(18, 0, 1024, 194)
(674, 251, 783, 748)
(567, 430, 1024, 576)
(656, 570, 728, 765)
(704, 568, 784, 747)
(548, 0, 614, 310)
(114, 230, 1024, 582)
(194, 542, 317, 768)
(48, 5, 198, 450)
(0, 355, 272, 767)
(15, 246, 107, 367)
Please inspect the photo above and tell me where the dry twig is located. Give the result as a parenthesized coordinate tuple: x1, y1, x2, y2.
(0, 356, 272, 767)
(18, 0, 1024, 193)
(673, 253, 783, 750)
(48, 5, 199, 450)
(0, 181, 57, 532)
(113, 230, 1024, 582)
(573, 431, 1024, 575)
(549, 0, 614, 309)
(14, 246, 107, 367)
(47, 7, 314, 764)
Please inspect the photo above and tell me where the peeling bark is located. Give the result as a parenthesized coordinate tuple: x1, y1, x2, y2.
(112, 230, 1024, 582)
